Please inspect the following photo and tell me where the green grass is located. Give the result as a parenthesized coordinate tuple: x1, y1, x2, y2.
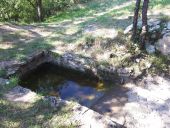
(0, 98, 76, 128)
(1, 0, 169, 61)
(0, 37, 54, 61)
(150, 0, 170, 8)
(148, 54, 170, 74)
(45, 0, 128, 23)
(45, 0, 170, 24)
(46, 8, 91, 23)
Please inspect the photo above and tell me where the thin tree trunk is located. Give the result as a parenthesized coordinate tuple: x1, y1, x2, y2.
(36, 0, 43, 21)
(141, 0, 149, 49)
(132, 0, 141, 41)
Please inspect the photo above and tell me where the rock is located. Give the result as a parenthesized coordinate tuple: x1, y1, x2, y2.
(149, 25, 160, 32)
(124, 24, 133, 34)
(161, 29, 170, 36)
(71, 104, 119, 128)
(18, 51, 120, 83)
(117, 68, 132, 77)
(135, 58, 140, 63)
(18, 51, 53, 76)
(97, 65, 119, 82)
(0, 60, 23, 76)
(148, 19, 161, 26)
(5, 86, 38, 103)
(167, 22, 170, 29)
(151, 33, 156, 39)
(124, 21, 142, 34)
(0, 78, 8, 86)
(156, 32, 170, 55)
(44, 96, 68, 108)
(145, 44, 155, 54)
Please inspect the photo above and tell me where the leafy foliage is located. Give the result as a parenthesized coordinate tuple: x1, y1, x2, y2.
(0, 0, 90, 22)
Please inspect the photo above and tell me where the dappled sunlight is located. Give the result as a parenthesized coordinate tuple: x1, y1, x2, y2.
(84, 26, 118, 39)
(94, 1, 134, 17)
(0, 44, 14, 49)
(0, 95, 75, 128)
(91, 76, 170, 127)
(65, 26, 80, 35)
(4, 86, 39, 103)
(123, 76, 170, 128)
(1, 120, 21, 128)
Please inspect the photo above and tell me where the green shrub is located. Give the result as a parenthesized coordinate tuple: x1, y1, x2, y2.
(8, 76, 19, 88)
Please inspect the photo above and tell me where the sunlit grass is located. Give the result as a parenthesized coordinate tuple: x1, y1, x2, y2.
(0, 97, 76, 128)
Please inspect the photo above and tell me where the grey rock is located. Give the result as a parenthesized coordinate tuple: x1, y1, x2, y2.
(9, 86, 31, 94)
(148, 19, 161, 26)
(17, 51, 120, 83)
(45, 96, 68, 108)
(0, 78, 8, 86)
(124, 24, 133, 34)
(151, 33, 156, 39)
(161, 29, 170, 36)
(156, 32, 170, 55)
(167, 22, 170, 29)
(71, 104, 119, 128)
(117, 68, 132, 77)
(124, 21, 142, 34)
(145, 44, 155, 54)
(149, 25, 160, 32)
(5, 86, 37, 103)
(135, 59, 140, 63)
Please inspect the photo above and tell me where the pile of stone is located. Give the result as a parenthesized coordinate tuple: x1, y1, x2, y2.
(124, 19, 170, 57)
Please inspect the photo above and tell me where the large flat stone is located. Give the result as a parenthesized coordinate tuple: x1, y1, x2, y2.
(71, 103, 121, 128)
(5, 86, 38, 103)
(156, 32, 170, 56)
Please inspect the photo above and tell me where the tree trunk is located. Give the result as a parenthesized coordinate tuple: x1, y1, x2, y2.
(132, 0, 141, 41)
(36, 0, 43, 21)
(141, 0, 149, 49)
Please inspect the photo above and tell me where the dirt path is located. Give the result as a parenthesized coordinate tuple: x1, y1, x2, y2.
(92, 75, 170, 128)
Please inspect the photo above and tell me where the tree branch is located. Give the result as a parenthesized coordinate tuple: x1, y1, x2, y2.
(26, 0, 36, 8)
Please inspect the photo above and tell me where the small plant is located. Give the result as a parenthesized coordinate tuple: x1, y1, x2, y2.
(8, 76, 19, 88)
(85, 35, 95, 47)
(16, 54, 26, 61)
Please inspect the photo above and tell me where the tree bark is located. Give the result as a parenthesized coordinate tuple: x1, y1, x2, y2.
(36, 0, 43, 21)
(141, 0, 149, 49)
(132, 0, 141, 41)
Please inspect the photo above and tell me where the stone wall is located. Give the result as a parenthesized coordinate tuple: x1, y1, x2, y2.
(17, 51, 122, 83)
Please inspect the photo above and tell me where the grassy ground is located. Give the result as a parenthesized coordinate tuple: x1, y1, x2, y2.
(0, 0, 170, 127)
(0, 0, 170, 62)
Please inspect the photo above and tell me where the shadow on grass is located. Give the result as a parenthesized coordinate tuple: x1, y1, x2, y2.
(0, 38, 53, 61)
(0, 97, 76, 128)
(45, 0, 130, 23)
(0, 24, 54, 61)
